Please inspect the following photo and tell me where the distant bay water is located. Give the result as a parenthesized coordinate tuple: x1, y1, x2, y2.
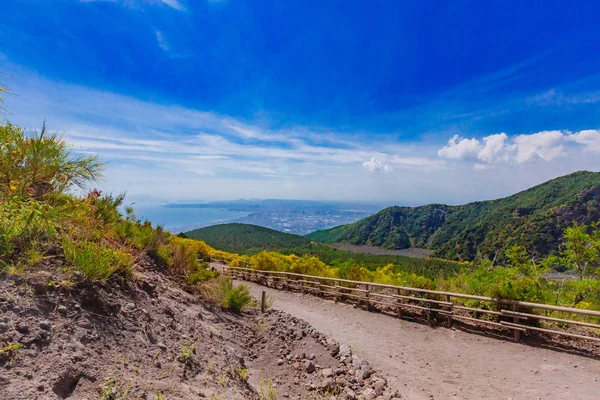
(133, 205, 249, 233)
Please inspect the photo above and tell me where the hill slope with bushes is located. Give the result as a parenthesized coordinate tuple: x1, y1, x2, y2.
(184, 223, 312, 254)
(306, 171, 600, 261)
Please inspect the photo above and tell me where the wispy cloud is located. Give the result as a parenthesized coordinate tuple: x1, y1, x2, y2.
(4, 62, 600, 204)
(155, 30, 169, 52)
(159, 0, 186, 11)
(81, 0, 187, 11)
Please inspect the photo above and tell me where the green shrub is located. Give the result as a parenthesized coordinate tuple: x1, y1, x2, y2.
(186, 269, 219, 285)
(62, 237, 133, 281)
(0, 197, 58, 262)
(201, 278, 254, 313)
(112, 205, 165, 250)
(222, 280, 253, 313)
(0, 122, 102, 198)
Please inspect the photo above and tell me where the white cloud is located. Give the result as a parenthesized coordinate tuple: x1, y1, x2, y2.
(513, 130, 565, 163)
(438, 130, 569, 165)
(478, 133, 510, 164)
(568, 129, 600, 153)
(437, 135, 481, 160)
(363, 157, 393, 172)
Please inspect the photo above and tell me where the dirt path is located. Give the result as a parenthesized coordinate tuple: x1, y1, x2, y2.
(241, 281, 600, 400)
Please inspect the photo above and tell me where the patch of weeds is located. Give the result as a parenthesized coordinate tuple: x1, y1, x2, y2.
(218, 370, 229, 387)
(259, 377, 277, 400)
(207, 360, 215, 374)
(0, 342, 23, 364)
(253, 319, 268, 332)
(176, 340, 196, 363)
(186, 269, 219, 285)
(47, 278, 60, 288)
(236, 368, 249, 382)
(62, 237, 133, 281)
(100, 377, 116, 400)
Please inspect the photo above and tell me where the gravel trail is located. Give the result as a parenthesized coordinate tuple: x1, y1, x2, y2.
(242, 281, 600, 400)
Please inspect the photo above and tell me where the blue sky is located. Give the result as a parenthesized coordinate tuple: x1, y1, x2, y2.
(1, 0, 600, 205)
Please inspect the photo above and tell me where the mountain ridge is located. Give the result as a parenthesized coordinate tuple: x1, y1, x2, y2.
(305, 171, 600, 261)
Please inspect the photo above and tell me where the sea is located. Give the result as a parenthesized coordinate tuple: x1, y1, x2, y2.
(133, 205, 248, 233)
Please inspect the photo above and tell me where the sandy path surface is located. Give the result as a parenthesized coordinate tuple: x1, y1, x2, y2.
(241, 281, 600, 400)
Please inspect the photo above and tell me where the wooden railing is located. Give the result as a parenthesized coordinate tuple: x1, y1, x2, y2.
(213, 258, 600, 344)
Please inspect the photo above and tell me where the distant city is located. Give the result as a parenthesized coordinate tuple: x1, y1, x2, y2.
(163, 199, 384, 235)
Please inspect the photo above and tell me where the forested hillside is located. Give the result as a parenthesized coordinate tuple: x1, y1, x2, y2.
(184, 223, 312, 254)
(306, 171, 600, 261)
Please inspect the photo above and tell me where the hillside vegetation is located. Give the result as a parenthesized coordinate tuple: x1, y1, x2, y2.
(184, 223, 311, 254)
(0, 122, 243, 304)
(184, 223, 466, 279)
(306, 171, 600, 261)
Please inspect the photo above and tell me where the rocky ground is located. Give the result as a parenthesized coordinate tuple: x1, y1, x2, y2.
(242, 310, 400, 400)
(0, 256, 399, 400)
(243, 281, 600, 400)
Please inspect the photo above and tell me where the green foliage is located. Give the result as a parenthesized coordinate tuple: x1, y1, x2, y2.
(184, 224, 466, 280)
(0, 343, 23, 364)
(177, 340, 196, 363)
(0, 122, 102, 198)
(237, 368, 249, 382)
(259, 378, 277, 400)
(307, 171, 600, 261)
(62, 237, 133, 281)
(558, 222, 600, 279)
(156, 236, 213, 275)
(184, 223, 311, 254)
(186, 269, 219, 285)
(443, 263, 545, 304)
(205, 278, 254, 313)
(222, 282, 253, 313)
(0, 197, 58, 263)
(100, 377, 117, 400)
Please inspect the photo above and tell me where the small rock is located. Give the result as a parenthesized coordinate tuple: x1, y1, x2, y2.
(361, 387, 377, 400)
(338, 344, 352, 358)
(305, 360, 316, 373)
(39, 320, 52, 331)
(57, 305, 68, 315)
(16, 323, 29, 334)
(320, 377, 334, 389)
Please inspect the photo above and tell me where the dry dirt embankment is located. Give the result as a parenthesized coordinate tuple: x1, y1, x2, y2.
(242, 281, 600, 400)
(1, 257, 399, 400)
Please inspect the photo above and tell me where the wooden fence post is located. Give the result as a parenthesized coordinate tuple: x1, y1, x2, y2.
(261, 290, 266, 313)
(512, 303, 521, 343)
(446, 294, 453, 328)
(396, 288, 403, 319)
(366, 284, 371, 311)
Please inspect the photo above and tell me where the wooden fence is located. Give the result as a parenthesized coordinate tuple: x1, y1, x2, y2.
(213, 258, 600, 344)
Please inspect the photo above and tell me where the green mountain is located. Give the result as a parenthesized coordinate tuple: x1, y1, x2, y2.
(183, 223, 311, 254)
(306, 171, 600, 261)
(183, 223, 465, 278)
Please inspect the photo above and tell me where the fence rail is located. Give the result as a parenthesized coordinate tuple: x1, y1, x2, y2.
(212, 257, 600, 344)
